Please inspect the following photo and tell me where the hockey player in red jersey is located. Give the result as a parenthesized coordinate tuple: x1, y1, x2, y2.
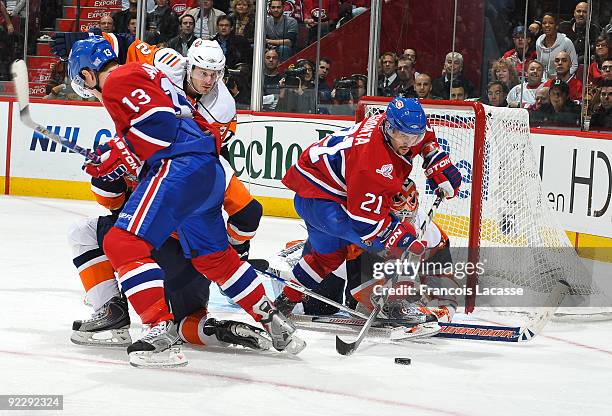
(275, 97, 462, 315)
(68, 36, 305, 367)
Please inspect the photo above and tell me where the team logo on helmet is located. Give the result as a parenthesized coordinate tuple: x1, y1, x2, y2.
(376, 164, 394, 179)
(394, 100, 404, 109)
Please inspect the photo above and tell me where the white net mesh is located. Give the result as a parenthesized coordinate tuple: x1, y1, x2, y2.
(358, 98, 611, 321)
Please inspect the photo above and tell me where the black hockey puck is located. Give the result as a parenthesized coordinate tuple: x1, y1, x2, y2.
(394, 357, 411, 365)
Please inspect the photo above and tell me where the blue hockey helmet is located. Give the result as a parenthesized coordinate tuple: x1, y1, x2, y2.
(68, 36, 117, 98)
(384, 97, 427, 136)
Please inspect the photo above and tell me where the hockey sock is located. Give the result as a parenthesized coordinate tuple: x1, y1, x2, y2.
(116, 259, 173, 325)
(104, 227, 173, 325)
(192, 247, 266, 321)
(73, 247, 119, 311)
(177, 308, 217, 346)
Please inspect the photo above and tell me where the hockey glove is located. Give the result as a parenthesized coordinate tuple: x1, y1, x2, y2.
(50, 28, 102, 59)
(83, 136, 141, 182)
(423, 147, 462, 199)
(380, 218, 426, 257)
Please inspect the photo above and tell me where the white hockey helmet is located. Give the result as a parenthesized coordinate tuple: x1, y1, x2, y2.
(187, 38, 226, 84)
(153, 48, 187, 87)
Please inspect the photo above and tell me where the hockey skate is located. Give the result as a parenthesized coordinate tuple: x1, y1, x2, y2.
(71, 295, 132, 347)
(204, 318, 272, 351)
(253, 296, 306, 355)
(127, 320, 187, 368)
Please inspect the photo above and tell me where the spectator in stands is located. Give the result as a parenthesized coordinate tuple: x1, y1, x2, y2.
(508, 60, 545, 108)
(168, 13, 197, 55)
(432, 52, 475, 99)
(225, 63, 251, 107)
(414, 73, 438, 99)
(491, 58, 520, 91)
(536, 12, 578, 80)
(99, 15, 115, 33)
(266, 0, 298, 62)
(486, 81, 509, 107)
(502, 26, 537, 75)
(0, 1, 14, 81)
(213, 15, 252, 70)
(278, 59, 317, 113)
(146, 0, 179, 44)
(402, 48, 419, 76)
(377, 52, 400, 97)
(590, 80, 612, 129)
(44, 59, 67, 98)
(128, 16, 138, 37)
(529, 86, 549, 112)
(263, 48, 282, 110)
(542, 51, 583, 101)
(317, 57, 332, 103)
(589, 35, 611, 86)
(352, 74, 367, 102)
(230, 0, 255, 44)
(602, 59, 612, 83)
(113, 0, 137, 34)
(449, 80, 466, 101)
(532, 79, 580, 126)
(186, 0, 225, 40)
(394, 54, 416, 97)
(302, 0, 338, 44)
(559, 2, 600, 63)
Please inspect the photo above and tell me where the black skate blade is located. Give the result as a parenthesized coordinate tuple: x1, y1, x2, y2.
(335, 335, 357, 356)
(247, 259, 270, 271)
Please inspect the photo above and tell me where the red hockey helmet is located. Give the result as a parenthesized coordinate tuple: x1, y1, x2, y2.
(391, 178, 419, 221)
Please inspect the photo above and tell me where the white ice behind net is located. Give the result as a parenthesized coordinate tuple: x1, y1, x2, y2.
(360, 101, 611, 321)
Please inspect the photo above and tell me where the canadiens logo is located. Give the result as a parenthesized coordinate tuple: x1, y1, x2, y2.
(376, 164, 393, 179)
(395, 100, 404, 109)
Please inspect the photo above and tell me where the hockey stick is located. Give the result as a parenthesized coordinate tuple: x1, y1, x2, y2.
(253, 264, 435, 329)
(11, 60, 101, 163)
(336, 195, 444, 356)
(253, 267, 370, 320)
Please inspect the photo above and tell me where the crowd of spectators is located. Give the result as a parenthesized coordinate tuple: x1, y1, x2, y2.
(2, 0, 611, 130)
(359, 1, 612, 130)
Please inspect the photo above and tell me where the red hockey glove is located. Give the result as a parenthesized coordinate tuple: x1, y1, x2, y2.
(381, 219, 426, 256)
(423, 146, 462, 199)
(83, 136, 141, 182)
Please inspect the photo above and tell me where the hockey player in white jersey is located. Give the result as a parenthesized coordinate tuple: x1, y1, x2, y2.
(185, 39, 262, 260)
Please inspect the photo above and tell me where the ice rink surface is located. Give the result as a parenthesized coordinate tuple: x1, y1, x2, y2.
(1, 195, 611, 416)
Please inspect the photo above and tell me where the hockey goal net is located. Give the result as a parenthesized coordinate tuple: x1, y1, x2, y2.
(356, 96, 610, 321)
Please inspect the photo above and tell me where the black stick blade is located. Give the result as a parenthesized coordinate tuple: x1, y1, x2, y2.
(335, 335, 356, 356)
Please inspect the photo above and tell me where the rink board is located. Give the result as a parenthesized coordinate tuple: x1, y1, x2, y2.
(0, 98, 610, 259)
